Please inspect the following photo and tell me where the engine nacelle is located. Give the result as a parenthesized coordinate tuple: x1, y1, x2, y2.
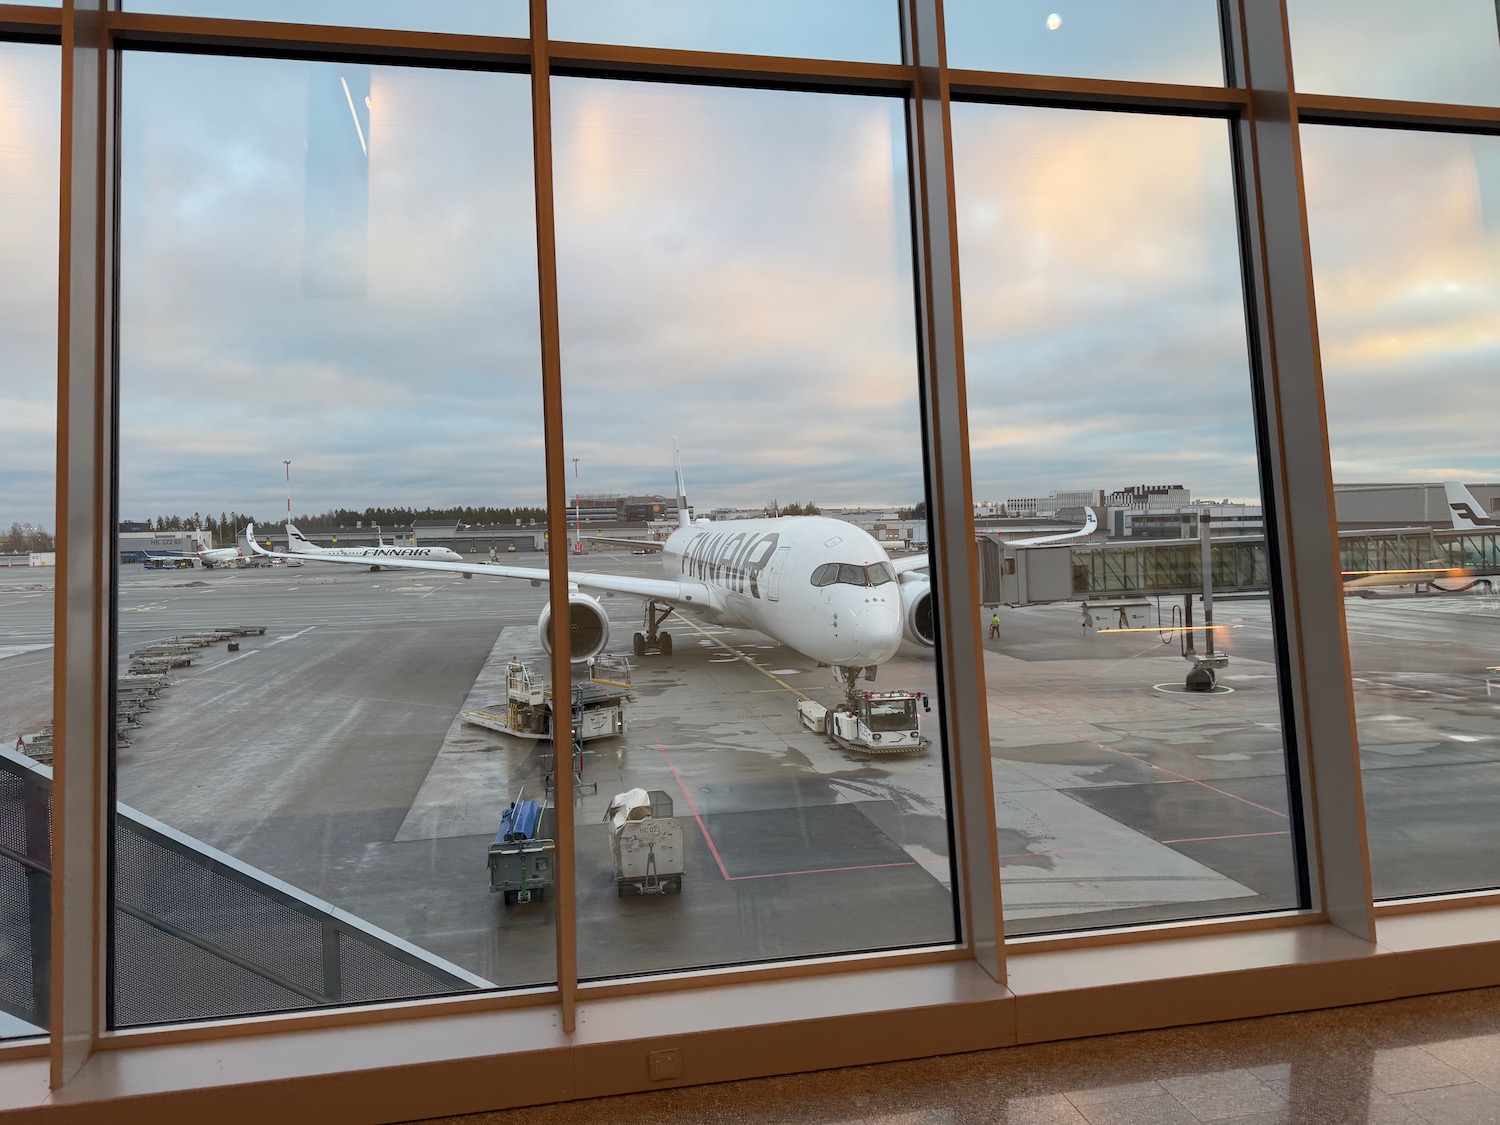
(899, 576, 935, 647)
(537, 592, 611, 663)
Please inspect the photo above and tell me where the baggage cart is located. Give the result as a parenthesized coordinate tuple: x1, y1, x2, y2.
(488, 792, 556, 905)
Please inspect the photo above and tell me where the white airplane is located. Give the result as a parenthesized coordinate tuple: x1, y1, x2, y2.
(196, 543, 245, 569)
(1344, 481, 1500, 594)
(284, 523, 465, 569)
(247, 462, 1095, 701)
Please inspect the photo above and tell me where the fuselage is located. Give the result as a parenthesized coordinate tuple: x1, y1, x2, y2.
(658, 516, 904, 667)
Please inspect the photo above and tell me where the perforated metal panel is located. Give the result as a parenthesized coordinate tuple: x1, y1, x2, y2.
(0, 750, 482, 1032)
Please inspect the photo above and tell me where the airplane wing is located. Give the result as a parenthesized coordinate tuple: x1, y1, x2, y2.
(572, 534, 664, 552)
(1005, 506, 1098, 547)
(245, 524, 712, 606)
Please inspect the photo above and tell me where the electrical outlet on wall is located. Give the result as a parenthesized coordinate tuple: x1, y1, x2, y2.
(648, 1048, 683, 1081)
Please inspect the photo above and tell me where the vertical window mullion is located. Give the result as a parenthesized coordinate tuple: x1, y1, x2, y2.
(52, 0, 117, 1086)
(905, 0, 1005, 981)
(1225, 0, 1374, 939)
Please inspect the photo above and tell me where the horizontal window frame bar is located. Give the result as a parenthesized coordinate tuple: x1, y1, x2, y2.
(105, 11, 531, 68)
(1297, 91, 1500, 134)
(546, 39, 913, 96)
(948, 68, 1249, 116)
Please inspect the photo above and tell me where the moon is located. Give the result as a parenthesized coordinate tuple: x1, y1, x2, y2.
(1046, 13, 1062, 30)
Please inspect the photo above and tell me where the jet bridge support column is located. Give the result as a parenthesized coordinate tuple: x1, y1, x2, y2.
(1185, 511, 1226, 691)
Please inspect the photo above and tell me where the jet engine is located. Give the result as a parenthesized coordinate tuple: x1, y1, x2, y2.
(899, 576, 935, 647)
(537, 592, 611, 663)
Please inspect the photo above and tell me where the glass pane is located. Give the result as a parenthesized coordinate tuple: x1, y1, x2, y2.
(122, 0, 526, 37)
(1302, 125, 1500, 899)
(0, 41, 58, 1041)
(1288, 0, 1500, 105)
(944, 0, 1224, 86)
(953, 105, 1301, 936)
(553, 77, 957, 978)
(548, 0, 901, 63)
(114, 53, 547, 1026)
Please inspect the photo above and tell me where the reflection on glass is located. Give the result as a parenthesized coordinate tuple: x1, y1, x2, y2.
(114, 53, 547, 1026)
(1302, 125, 1500, 899)
(0, 42, 59, 1040)
(553, 78, 957, 978)
(1288, 1, 1500, 105)
(952, 104, 1300, 936)
(548, 0, 899, 63)
(122, 0, 526, 37)
(944, 0, 1223, 85)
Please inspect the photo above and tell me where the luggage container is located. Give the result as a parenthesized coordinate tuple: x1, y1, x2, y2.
(605, 788, 684, 896)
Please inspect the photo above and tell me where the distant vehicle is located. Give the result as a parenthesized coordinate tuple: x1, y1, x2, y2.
(142, 555, 194, 570)
(283, 523, 464, 571)
(507, 545, 517, 552)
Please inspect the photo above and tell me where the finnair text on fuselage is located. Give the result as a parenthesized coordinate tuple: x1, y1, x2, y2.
(658, 516, 905, 667)
(674, 529, 781, 598)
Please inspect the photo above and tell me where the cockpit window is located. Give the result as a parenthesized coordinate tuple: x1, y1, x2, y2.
(810, 561, 897, 588)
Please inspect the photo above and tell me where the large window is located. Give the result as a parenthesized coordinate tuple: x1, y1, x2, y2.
(552, 77, 957, 977)
(953, 105, 1302, 935)
(113, 51, 546, 1023)
(1288, 0, 1500, 105)
(119, 0, 526, 37)
(944, 0, 1225, 85)
(11, 3, 1500, 1119)
(547, 0, 901, 62)
(1302, 124, 1500, 900)
(0, 40, 59, 1040)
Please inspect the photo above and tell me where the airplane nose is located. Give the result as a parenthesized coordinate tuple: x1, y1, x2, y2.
(837, 592, 903, 665)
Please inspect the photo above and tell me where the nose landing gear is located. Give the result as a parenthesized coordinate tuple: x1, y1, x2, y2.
(633, 600, 675, 657)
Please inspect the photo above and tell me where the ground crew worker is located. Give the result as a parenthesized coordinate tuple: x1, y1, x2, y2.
(988, 613, 1001, 639)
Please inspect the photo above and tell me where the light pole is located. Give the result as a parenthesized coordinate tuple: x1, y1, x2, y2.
(283, 460, 292, 528)
(572, 458, 581, 553)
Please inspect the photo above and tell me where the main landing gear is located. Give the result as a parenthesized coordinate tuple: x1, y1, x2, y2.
(632, 600, 675, 658)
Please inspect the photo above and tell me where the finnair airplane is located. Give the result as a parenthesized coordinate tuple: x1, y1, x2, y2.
(248, 465, 1095, 697)
(284, 523, 464, 569)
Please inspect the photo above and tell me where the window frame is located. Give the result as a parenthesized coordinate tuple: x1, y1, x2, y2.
(3, 0, 1497, 1116)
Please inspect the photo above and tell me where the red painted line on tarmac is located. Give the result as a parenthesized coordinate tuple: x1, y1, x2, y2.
(727, 860, 917, 881)
(655, 740, 928, 882)
(656, 740, 731, 881)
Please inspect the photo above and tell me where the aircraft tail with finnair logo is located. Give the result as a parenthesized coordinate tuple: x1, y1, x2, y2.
(1444, 482, 1499, 530)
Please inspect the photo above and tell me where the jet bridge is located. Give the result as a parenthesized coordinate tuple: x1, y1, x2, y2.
(979, 533, 1273, 604)
(980, 525, 1500, 605)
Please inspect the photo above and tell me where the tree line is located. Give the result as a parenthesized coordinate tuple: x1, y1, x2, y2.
(121, 506, 552, 539)
(3, 523, 54, 553)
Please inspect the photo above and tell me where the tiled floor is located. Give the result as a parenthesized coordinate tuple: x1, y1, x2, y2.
(416, 987, 1500, 1124)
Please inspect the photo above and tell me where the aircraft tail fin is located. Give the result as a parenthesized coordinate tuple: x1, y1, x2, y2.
(674, 440, 691, 528)
(1443, 482, 1498, 530)
(285, 523, 316, 553)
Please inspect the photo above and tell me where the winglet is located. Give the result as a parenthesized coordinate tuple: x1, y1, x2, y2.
(1444, 481, 1499, 530)
(245, 523, 270, 556)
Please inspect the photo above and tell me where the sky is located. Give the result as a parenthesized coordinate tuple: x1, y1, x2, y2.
(3, 9, 1499, 529)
